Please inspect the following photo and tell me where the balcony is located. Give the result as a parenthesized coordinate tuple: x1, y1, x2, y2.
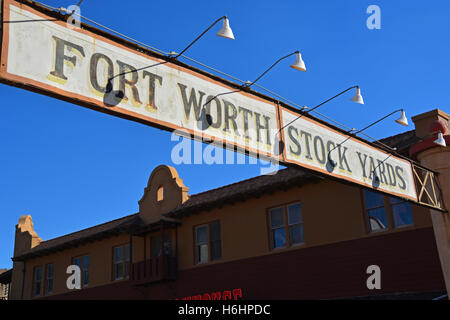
(131, 255, 177, 285)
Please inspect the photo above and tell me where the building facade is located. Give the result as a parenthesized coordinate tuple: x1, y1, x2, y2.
(8, 109, 450, 300)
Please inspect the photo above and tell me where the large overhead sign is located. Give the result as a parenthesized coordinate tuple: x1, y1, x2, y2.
(1, 0, 440, 206)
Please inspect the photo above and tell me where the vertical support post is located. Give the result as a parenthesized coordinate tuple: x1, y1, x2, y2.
(430, 209, 450, 295)
(415, 139, 450, 298)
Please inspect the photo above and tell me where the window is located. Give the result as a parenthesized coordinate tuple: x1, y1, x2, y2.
(157, 186, 164, 202)
(269, 202, 304, 249)
(45, 263, 54, 294)
(195, 225, 208, 264)
(83, 256, 90, 286)
(3, 283, 8, 298)
(287, 203, 303, 245)
(113, 244, 130, 280)
(195, 221, 221, 264)
(32, 266, 42, 297)
(270, 207, 286, 248)
(209, 221, 222, 261)
(363, 189, 414, 232)
(151, 233, 172, 259)
(73, 255, 90, 287)
(390, 197, 413, 228)
(363, 190, 388, 232)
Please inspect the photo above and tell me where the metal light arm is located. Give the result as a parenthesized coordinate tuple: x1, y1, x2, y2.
(353, 109, 404, 135)
(304, 86, 359, 115)
(244, 51, 300, 88)
(279, 86, 359, 134)
(173, 16, 227, 59)
(202, 51, 302, 117)
(371, 154, 393, 184)
(327, 109, 403, 166)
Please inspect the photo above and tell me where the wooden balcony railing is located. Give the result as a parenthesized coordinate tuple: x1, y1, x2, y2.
(131, 255, 177, 285)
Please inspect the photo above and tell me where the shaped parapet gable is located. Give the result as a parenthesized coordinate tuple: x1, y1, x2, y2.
(139, 165, 189, 223)
(14, 215, 42, 257)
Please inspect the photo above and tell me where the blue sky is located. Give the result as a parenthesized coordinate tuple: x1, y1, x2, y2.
(1, 0, 449, 268)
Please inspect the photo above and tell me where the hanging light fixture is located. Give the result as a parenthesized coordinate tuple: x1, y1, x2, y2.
(216, 17, 235, 40)
(395, 109, 408, 126)
(434, 132, 447, 147)
(350, 86, 364, 105)
(171, 16, 235, 59)
(290, 52, 306, 72)
(241, 51, 306, 89)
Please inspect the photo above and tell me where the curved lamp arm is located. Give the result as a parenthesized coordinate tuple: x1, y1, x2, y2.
(173, 16, 228, 59)
(243, 51, 300, 88)
(327, 109, 405, 167)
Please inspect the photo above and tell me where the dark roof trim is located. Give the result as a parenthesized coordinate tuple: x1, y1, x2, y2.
(166, 170, 323, 218)
(132, 217, 182, 237)
(12, 216, 181, 261)
(0, 269, 12, 284)
(12, 216, 141, 262)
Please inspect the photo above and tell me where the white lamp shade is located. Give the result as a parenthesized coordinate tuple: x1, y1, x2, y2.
(434, 132, 447, 147)
(290, 52, 306, 72)
(216, 17, 234, 40)
(350, 87, 364, 104)
(395, 110, 408, 126)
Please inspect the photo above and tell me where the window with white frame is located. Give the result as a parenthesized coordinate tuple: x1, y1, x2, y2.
(32, 266, 42, 297)
(113, 244, 130, 280)
(45, 263, 54, 294)
(390, 197, 413, 228)
(363, 189, 414, 232)
(195, 221, 221, 264)
(73, 255, 90, 287)
(269, 202, 304, 249)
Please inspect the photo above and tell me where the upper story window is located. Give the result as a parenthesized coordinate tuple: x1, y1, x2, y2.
(363, 189, 413, 232)
(32, 266, 42, 297)
(3, 283, 8, 298)
(73, 255, 90, 287)
(268, 202, 304, 250)
(195, 221, 222, 264)
(113, 244, 130, 280)
(364, 190, 388, 232)
(44, 263, 54, 295)
(390, 197, 413, 228)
